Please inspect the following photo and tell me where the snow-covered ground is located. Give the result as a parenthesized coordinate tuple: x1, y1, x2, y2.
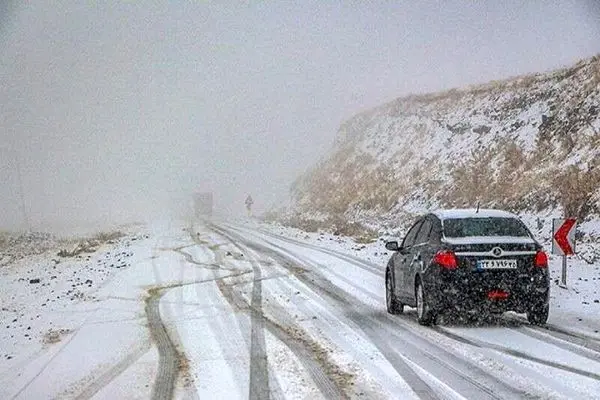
(1, 217, 600, 399)
(0, 226, 157, 399)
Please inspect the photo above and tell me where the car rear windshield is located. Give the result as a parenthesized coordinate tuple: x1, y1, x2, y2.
(443, 217, 531, 238)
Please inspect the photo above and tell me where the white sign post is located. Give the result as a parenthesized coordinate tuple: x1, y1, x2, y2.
(552, 218, 577, 287)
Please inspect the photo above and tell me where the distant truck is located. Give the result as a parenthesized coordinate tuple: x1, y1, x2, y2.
(193, 192, 213, 218)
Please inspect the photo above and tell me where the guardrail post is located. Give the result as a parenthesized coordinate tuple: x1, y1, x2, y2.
(561, 255, 567, 286)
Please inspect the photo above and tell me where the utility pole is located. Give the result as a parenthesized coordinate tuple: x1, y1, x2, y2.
(3, 147, 31, 231)
(14, 154, 30, 231)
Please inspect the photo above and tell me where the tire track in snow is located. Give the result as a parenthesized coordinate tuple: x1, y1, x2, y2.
(169, 244, 235, 270)
(265, 266, 426, 399)
(150, 235, 256, 400)
(511, 327, 600, 364)
(247, 255, 271, 400)
(227, 224, 382, 276)
(10, 321, 86, 399)
(214, 269, 348, 400)
(435, 327, 600, 381)
(191, 229, 254, 398)
(504, 314, 600, 352)
(208, 225, 271, 400)
(540, 322, 600, 343)
(217, 226, 444, 400)
(228, 225, 384, 307)
(145, 287, 179, 400)
(74, 343, 151, 400)
(148, 241, 201, 400)
(207, 225, 348, 399)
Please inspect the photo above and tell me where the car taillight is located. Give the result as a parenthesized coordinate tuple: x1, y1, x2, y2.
(534, 250, 548, 268)
(488, 290, 509, 300)
(433, 250, 458, 270)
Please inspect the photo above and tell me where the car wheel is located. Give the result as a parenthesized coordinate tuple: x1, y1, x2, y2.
(527, 303, 549, 325)
(386, 269, 403, 315)
(416, 280, 436, 326)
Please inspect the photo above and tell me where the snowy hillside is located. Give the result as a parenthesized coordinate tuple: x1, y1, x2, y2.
(287, 55, 600, 235)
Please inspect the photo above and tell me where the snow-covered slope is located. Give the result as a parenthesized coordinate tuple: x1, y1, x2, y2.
(288, 55, 600, 233)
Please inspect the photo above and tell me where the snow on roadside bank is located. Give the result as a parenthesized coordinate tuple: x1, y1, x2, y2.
(242, 216, 600, 339)
(0, 227, 153, 399)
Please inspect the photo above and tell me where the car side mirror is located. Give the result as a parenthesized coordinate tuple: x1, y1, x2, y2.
(385, 241, 400, 251)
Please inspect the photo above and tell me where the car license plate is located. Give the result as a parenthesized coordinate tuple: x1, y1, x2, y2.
(477, 259, 517, 270)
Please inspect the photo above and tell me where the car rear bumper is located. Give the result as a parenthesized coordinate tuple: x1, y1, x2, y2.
(424, 272, 549, 313)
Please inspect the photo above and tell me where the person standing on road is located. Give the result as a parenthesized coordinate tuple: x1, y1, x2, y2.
(245, 194, 254, 217)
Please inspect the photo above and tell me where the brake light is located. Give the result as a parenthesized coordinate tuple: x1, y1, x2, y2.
(534, 250, 548, 268)
(488, 290, 509, 300)
(433, 250, 458, 270)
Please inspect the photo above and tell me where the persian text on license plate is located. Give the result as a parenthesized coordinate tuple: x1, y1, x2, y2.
(477, 259, 517, 270)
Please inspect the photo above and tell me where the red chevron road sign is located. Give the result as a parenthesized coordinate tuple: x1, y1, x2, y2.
(552, 218, 577, 256)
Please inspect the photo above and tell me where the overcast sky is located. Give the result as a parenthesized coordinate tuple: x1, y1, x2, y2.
(1, 1, 599, 232)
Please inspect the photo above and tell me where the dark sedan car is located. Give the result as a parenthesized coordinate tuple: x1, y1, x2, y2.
(385, 209, 550, 325)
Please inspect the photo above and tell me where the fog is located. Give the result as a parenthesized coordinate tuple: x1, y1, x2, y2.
(1, 1, 599, 232)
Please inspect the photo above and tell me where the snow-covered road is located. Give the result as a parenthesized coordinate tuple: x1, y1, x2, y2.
(2, 219, 600, 399)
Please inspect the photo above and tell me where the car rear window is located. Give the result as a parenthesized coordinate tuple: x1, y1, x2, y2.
(443, 217, 531, 238)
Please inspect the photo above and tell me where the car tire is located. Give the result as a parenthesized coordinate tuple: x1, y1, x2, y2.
(416, 280, 436, 326)
(527, 303, 549, 325)
(386, 269, 404, 315)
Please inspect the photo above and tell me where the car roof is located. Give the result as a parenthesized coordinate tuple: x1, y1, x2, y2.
(431, 208, 518, 220)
